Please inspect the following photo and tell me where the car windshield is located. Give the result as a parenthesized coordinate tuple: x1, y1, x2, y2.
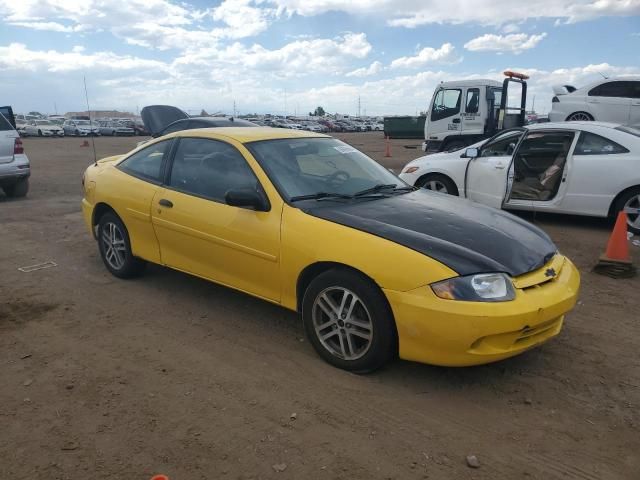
(248, 137, 406, 201)
(76, 120, 91, 126)
(36, 120, 52, 125)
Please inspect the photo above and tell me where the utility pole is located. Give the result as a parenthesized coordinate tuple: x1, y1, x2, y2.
(233, 100, 237, 117)
(531, 95, 536, 113)
(357, 95, 361, 118)
(54, 102, 58, 115)
(284, 89, 287, 117)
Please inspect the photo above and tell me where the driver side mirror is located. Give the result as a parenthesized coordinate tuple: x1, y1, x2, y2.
(225, 188, 270, 212)
(506, 143, 516, 155)
(464, 147, 479, 158)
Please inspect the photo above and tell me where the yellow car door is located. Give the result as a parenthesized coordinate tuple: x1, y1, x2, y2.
(107, 139, 175, 264)
(151, 137, 282, 302)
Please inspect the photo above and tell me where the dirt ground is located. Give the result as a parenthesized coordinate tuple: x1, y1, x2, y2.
(1, 133, 639, 480)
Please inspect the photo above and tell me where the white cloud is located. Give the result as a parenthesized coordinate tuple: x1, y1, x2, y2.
(346, 61, 383, 77)
(502, 23, 520, 33)
(464, 33, 547, 54)
(210, 0, 277, 38)
(390, 43, 460, 69)
(0, 43, 170, 73)
(268, 0, 640, 27)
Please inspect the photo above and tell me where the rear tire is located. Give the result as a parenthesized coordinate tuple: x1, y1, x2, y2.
(302, 269, 396, 373)
(415, 174, 458, 196)
(3, 178, 29, 198)
(566, 112, 593, 121)
(613, 187, 640, 235)
(38, 130, 42, 137)
(97, 212, 146, 278)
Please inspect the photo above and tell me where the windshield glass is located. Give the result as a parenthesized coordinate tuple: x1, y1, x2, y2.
(76, 120, 90, 126)
(248, 137, 405, 200)
(36, 120, 52, 125)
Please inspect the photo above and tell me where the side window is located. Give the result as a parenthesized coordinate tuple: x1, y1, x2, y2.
(119, 140, 171, 182)
(481, 133, 522, 157)
(589, 81, 631, 98)
(630, 81, 640, 99)
(431, 89, 461, 121)
(465, 88, 480, 114)
(574, 132, 629, 155)
(168, 138, 259, 203)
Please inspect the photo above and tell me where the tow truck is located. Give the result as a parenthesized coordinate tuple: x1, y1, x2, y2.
(422, 71, 528, 152)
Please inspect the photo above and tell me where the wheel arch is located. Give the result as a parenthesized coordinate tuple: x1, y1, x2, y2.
(565, 111, 594, 121)
(91, 202, 120, 238)
(414, 172, 460, 196)
(296, 261, 399, 355)
(608, 184, 640, 218)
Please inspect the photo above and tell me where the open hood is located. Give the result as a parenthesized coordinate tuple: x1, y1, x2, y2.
(141, 105, 189, 136)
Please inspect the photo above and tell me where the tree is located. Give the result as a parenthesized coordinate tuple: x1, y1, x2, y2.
(313, 106, 326, 117)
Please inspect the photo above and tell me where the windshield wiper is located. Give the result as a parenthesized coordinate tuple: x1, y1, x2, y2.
(352, 184, 416, 197)
(290, 192, 353, 202)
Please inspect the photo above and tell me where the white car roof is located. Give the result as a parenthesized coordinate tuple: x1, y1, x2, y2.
(526, 121, 623, 131)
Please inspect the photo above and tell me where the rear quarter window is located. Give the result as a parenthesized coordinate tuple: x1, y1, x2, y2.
(0, 113, 14, 131)
(575, 132, 629, 155)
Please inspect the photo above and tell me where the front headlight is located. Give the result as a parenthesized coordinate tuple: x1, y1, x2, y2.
(431, 273, 515, 302)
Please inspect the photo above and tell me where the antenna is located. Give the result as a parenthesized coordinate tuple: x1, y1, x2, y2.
(598, 72, 609, 80)
(83, 76, 98, 166)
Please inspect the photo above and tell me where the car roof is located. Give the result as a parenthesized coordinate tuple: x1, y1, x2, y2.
(164, 126, 329, 143)
(525, 121, 622, 131)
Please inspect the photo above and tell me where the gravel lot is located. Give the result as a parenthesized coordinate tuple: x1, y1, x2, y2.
(1, 133, 639, 480)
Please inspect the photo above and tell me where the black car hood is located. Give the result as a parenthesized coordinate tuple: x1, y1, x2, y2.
(302, 189, 557, 277)
(141, 105, 189, 137)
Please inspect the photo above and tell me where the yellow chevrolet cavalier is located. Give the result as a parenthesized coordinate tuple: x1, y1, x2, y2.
(82, 127, 580, 372)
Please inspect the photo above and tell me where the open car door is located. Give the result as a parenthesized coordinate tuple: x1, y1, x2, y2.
(464, 129, 523, 209)
(140, 105, 189, 137)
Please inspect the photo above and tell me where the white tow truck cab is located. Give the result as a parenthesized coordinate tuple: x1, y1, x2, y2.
(423, 71, 528, 153)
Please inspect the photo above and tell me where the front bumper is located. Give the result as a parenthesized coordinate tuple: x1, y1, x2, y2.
(385, 255, 580, 366)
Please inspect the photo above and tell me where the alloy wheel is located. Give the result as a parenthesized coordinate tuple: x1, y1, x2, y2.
(567, 112, 593, 121)
(624, 194, 640, 230)
(101, 222, 127, 270)
(423, 179, 449, 194)
(312, 287, 373, 361)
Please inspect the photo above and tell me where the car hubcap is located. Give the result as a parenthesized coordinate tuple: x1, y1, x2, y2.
(568, 113, 592, 121)
(422, 179, 449, 193)
(101, 222, 127, 270)
(624, 194, 640, 229)
(312, 287, 373, 361)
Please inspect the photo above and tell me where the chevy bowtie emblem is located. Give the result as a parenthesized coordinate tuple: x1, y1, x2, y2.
(545, 268, 557, 278)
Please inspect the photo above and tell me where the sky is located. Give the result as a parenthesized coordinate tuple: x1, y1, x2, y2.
(0, 0, 639, 117)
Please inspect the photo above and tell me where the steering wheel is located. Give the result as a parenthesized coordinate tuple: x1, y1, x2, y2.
(325, 170, 351, 188)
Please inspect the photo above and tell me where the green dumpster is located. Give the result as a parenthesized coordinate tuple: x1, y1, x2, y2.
(383, 116, 426, 139)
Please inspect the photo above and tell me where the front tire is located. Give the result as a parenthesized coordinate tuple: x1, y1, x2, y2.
(302, 269, 396, 373)
(614, 187, 640, 235)
(3, 178, 29, 198)
(415, 174, 458, 195)
(97, 212, 146, 278)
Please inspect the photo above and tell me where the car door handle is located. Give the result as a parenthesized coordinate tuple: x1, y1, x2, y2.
(452, 118, 461, 124)
(158, 199, 173, 208)
(494, 163, 506, 169)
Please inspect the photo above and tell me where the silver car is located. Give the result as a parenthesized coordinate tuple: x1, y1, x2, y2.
(98, 121, 135, 136)
(63, 120, 100, 136)
(0, 111, 30, 197)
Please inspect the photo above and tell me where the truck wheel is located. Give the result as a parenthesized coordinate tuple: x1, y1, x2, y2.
(4, 178, 29, 198)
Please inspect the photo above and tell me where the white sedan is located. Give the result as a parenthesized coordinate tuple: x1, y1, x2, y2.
(399, 122, 640, 233)
(24, 120, 64, 137)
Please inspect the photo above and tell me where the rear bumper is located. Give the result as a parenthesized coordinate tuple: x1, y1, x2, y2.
(385, 256, 580, 366)
(0, 154, 30, 184)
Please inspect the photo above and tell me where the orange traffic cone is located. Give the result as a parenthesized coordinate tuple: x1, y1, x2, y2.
(384, 136, 391, 158)
(81, 140, 89, 147)
(593, 211, 636, 278)
(150, 475, 169, 480)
